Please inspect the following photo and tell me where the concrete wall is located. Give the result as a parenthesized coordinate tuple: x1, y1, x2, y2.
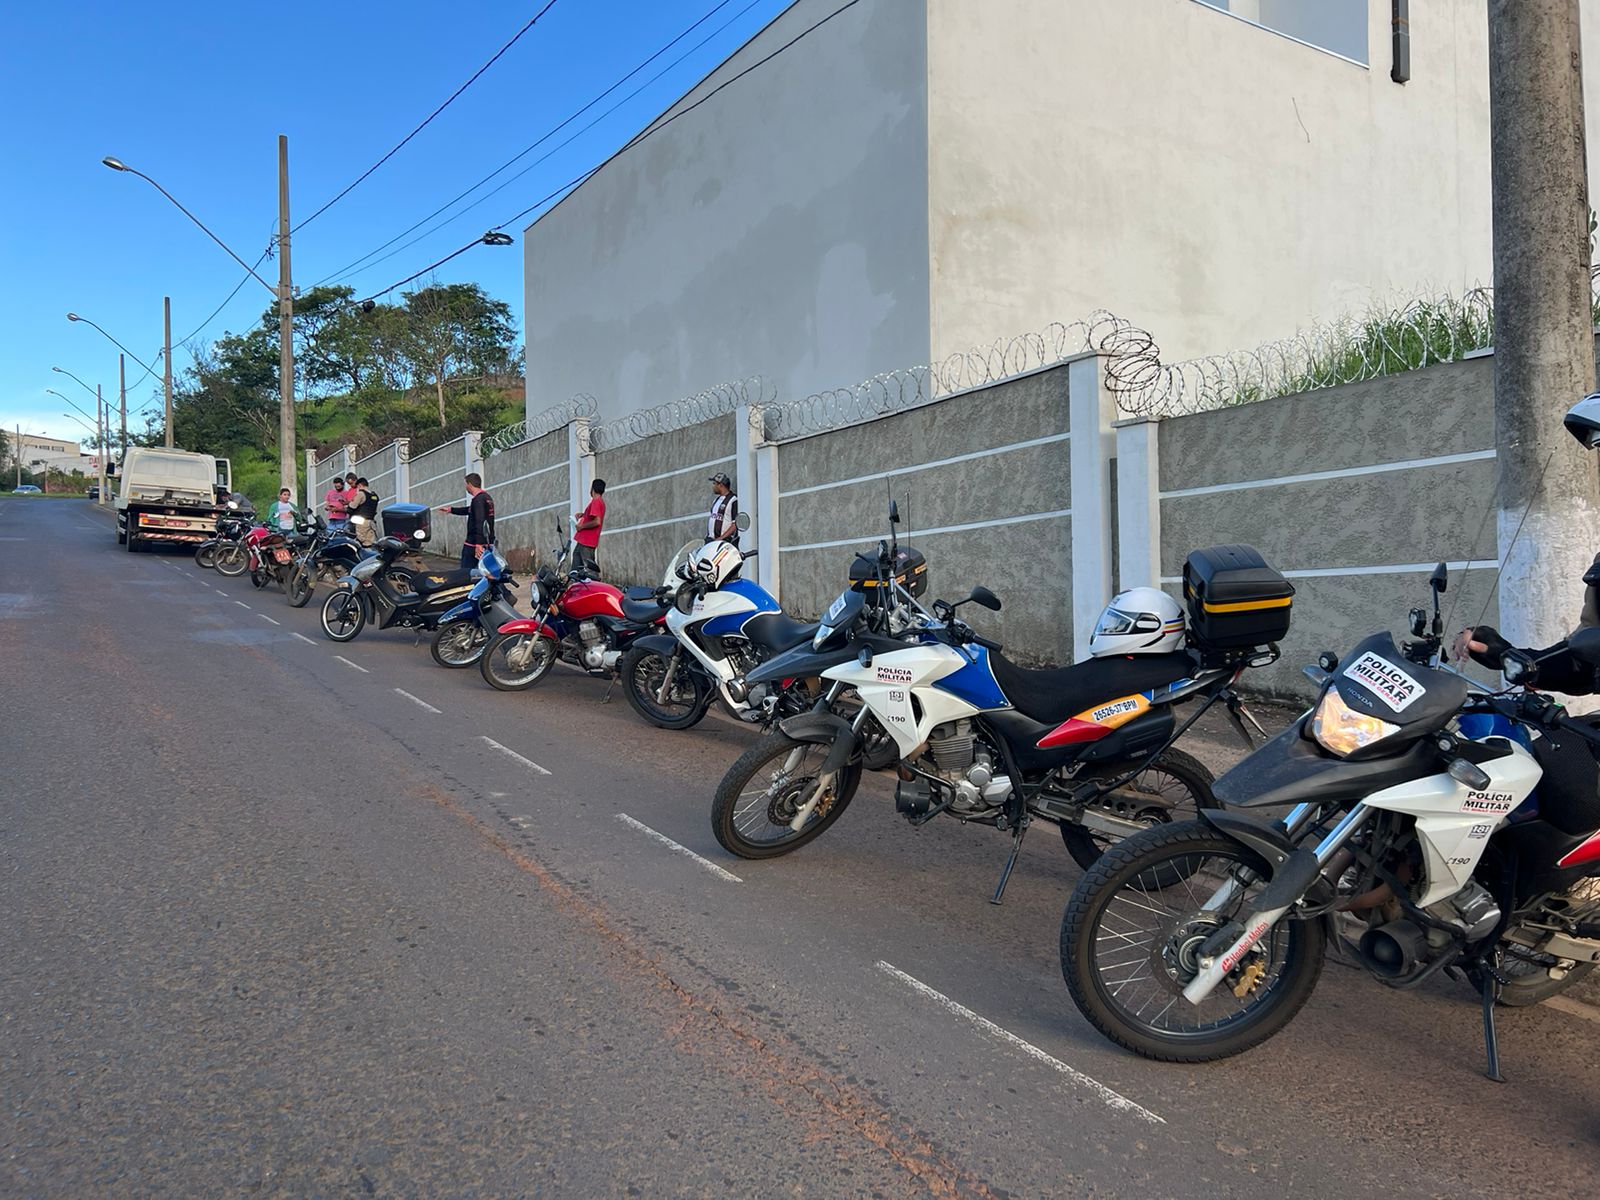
(591, 414, 736, 585)
(926, 0, 1600, 366)
(521, 0, 930, 423)
(1153, 355, 1500, 697)
(407, 436, 473, 563)
(353, 444, 399, 508)
(777, 363, 1073, 663)
(311, 448, 348, 509)
(481, 429, 569, 569)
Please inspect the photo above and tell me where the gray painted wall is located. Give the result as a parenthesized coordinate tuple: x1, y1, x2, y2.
(777, 365, 1074, 663)
(483, 429, 569, 568)
(408, 437, 474, 563)
(353, 444, 399, 508)
(522, 0, 930, 422)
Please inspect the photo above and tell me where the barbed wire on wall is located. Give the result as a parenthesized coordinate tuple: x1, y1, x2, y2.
(585, 376, 775, 453)
(483, 393, 599, 455)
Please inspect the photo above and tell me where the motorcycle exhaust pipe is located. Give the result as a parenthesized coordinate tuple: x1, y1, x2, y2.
(1357, 919, 1429, 978)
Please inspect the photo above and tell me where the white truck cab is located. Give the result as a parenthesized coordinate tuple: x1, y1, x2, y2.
(113, 447, 233, 552)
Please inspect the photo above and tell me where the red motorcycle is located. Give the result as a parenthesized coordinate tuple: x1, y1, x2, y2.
(244, 522, 307, 590)
(479, 525, 667, 692)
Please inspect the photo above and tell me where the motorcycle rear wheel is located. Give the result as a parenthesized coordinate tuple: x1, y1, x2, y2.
(480, 632, 556, 691)
(619, 644, 710, 730)
(320, 591, 366, 642)
(250, 567, 269, 588)
(1060, 748, 1217, 874)
(432, 621, 490, 669)
(286, 568, 313, 608)
(1060, 821, 1326, 1063)
(195, 543, 217, 569)
(214, 543, 248, 576)
(711, 734, 862, 859)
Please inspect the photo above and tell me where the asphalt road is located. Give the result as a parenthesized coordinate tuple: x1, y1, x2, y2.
(3, 497, 1597, 1198)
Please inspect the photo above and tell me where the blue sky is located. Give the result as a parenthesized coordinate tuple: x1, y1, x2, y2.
(0, 0, 791, 449)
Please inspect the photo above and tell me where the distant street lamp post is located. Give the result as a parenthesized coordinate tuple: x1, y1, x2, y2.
(66, 313, 163, 447)
(45, 383, 109, 504)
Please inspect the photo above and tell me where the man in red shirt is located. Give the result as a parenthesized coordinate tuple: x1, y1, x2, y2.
(571, 478, 606, 575)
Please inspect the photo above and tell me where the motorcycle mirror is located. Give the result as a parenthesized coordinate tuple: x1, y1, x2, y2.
(968, 585, 1002, 612)
(1429, 562, 1448, 594)
(735, 511, 751, 532)
(1584, 560, 1600, 589)
(1569, 626, 1600, 667)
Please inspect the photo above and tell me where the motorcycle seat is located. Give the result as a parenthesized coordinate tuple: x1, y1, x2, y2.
(621, 595, 667, 624)
(411, 569, 477, 594)
(988, 651, 1198, 725)
(742, 611, 822, 654)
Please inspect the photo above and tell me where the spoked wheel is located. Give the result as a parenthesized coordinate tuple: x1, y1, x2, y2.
(1496, 879, 1600, 1006)
(195, 544, 217, 569)
(711, 734, 862, 859)
(214, 543, 248, 576)
(619, 644, 709, 730)
(1060, 822, 1325, 1063)
(432, 621, 489, 669)
(285, 568, 313, 608)
(1061, 748, 1217, 876)
(320, 590, 366, 642)
(480, 632, 556, 691)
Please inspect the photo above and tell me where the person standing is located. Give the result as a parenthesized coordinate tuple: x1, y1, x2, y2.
(268, 488, 298, 534)
(324, 474, 352, 531)
(346, 476, 380, 547)
(707, 471, 739, 547)
(571, 478, 606, 575)
(438, 473, 495, 568)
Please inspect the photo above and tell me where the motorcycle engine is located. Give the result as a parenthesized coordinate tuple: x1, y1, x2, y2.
(577, 620, 620, 672)
(917, 720, 1011, 816)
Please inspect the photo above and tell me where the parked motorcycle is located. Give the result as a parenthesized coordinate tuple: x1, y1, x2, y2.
(479, 522, 668, 691)
(1059, 558, 1600, 1079)
(429, 547, 521, 668)
(285, 517, 370, 608)
(318, 536, 479, 643)
(709, 543, 1286, 903)
(196, 500, 255, 570)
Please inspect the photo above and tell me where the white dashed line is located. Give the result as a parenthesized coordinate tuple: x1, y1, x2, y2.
(291, 632, 317, 646)
(333, 655, 368, 673)
(234, 601, 251, 609)
(255, 613, 281, 625)
(480, 736, 551, 776)
(394, 688, 442, 714)
(614, 813, 742, 883)
(874, 962, 1164, 1124)
(508, 815, 534, 829)
(215, 589, 228, 596)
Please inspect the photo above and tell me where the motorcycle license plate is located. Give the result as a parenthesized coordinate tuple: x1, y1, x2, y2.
(272, 547, 293, 564)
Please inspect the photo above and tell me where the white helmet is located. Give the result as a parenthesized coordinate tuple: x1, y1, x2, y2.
(1565, 392, 1600, 448)
(1089, 586, 1185, 657)
(687, 541, 742, 588)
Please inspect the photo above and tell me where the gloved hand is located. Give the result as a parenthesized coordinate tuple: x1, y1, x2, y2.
(1455, 624, 1511, 669)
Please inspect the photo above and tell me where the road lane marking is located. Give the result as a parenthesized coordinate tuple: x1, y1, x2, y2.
(215, 589, 228, 595)
(234, 601, 251, 609)
(481, 736, 551, 776)
(291, 632, 317, 645)
(394, 688, 442, 714)
(508, 815, 534, 829)
(333, 655, 368, 673)
(256, 614, 281, 626)
(614, 813, 742, 883)
(874, 961, 1164, 1124)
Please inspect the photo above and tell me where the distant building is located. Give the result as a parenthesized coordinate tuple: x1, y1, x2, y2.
(13, 433, 92, 476)
(523, 0, 1600, 425)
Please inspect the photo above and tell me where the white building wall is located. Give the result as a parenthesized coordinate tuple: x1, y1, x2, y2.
(925, 0, 1600, 364)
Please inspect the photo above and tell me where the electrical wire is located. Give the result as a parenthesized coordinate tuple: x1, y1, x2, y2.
(294, 0, 562, 234)
(316, 0, 735, 287)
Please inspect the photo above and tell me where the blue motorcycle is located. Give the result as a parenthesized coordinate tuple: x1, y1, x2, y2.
(428, 548, 520, 668)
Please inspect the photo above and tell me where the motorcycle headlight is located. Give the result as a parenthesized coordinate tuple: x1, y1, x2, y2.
(1311, 687, 1400, 757)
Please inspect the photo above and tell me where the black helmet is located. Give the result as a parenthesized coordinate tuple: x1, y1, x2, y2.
(1564, 392, 1600, 448)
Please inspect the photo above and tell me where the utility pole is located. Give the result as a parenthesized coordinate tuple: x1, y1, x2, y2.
(118, 354, 128, 466)
(277, 134, 296, 495)
(13, 424, 19, 490)
(1489, 0, 1600, 651)
(163, 296, 174, 448)
(96, 385, 107, 505)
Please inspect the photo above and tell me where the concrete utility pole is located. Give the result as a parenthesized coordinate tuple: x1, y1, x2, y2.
(13, 425, 19, 490)
(118, 354, 128, 466)
(1489, 0, 1600, 649)
(96, 385, 107, 504)
(277, 134, 296, 496)
(162, 296, 174, 448)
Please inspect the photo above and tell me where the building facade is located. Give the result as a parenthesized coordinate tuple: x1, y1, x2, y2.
(523, 0, 1600, 423)
(13, 433, 91, 476)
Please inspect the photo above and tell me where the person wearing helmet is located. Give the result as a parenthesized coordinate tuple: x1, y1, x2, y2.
(1089, 586, 1186, 658)
(1456, 392, 1600, 692)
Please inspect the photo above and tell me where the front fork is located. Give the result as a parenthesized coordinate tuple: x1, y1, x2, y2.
(786, 683, 855, 832)
(654, 646, 682, 705)
(1181, 802, 1373, 1005)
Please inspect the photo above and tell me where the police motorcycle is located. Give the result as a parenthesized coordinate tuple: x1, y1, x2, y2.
(619, 507, 929, 731)
(427, 547, 521, 668)
(1060, 403, 1600, 1079)
(709, 541, 1285, 903)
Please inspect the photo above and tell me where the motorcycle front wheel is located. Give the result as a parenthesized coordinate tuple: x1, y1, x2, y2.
(432, 621, 490, 669)
(195, 543, 217, 570)
(711, 734, 862, 859)
(285, 567, 313, 608)
(214, 543, 248, 576)
(1060, 821, 1326, 1063)
(480, 632, 556, 691)
(320, 591, 366, 642)
(619, 644, 710, 730)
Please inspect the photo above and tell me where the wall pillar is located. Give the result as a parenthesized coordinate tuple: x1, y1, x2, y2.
(303, 449, 317, 511)
(464, 430, 485, 482)
(1114, 417, 1162, 592)
(1069, 354, 1115, 662)
(568, 417, 594, 534)
(393, 437, 411, 504)
(752, 410, 780, 599)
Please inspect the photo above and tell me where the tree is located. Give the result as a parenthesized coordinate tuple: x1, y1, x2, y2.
(397, 282, 518, 427)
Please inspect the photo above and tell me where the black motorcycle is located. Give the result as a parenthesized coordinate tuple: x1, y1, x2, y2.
(318, 536, 479, 643)
(286, 517, 371, 609)
(197, 501, 255, 571)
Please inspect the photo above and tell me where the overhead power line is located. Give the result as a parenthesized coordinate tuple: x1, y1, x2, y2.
(294, 0, 562, 233)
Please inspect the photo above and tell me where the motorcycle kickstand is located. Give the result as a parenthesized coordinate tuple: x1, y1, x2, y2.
(1476, 962, 1505, 1083)
(989, 816, 1031, 906)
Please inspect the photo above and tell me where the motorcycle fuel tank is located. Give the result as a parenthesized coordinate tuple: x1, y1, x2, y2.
(561, 579, 626, 620)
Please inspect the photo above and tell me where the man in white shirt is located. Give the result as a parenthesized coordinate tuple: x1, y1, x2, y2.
(707, 472, 739, 547)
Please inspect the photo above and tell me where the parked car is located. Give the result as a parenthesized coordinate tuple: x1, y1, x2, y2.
(11, 485, 41, 495)
(85, 485, 100, 500)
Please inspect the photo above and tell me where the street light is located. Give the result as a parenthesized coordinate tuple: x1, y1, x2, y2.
(63, 316, 159, 377)
(46, 386, 109, 505)
(105, 146, 294, 492)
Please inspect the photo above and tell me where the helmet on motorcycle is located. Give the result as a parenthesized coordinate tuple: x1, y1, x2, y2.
(1089, 586, 1185, 657)
(1565, 392, 1600, 448)
(689, 540, 742, 588)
